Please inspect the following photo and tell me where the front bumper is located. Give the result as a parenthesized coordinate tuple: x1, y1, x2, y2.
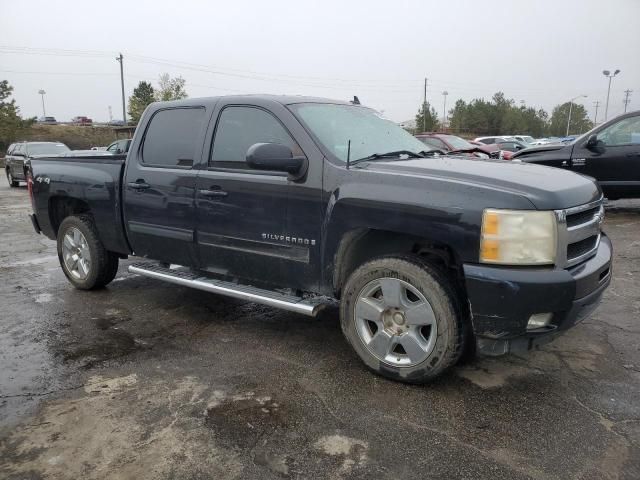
(463, 234, 612, 356)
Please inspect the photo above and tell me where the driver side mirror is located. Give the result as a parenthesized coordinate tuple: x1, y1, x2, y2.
(586, 134, 599, 149)
(246, 143, 307, 177)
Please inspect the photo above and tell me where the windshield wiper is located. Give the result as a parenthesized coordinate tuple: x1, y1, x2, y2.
(350, 150, 426, 166)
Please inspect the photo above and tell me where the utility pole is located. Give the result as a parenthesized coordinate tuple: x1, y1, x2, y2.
(623, 89, 633, 113)
(116, 53, 127, 125)
(593, 101, 600, 124)
(423, 78, 428, 133)
(108, 105, 113, 122)
(442, 91, 448, 130)
(38, 89, 46, 117)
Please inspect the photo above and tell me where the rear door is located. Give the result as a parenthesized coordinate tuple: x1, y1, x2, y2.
(571, 114, 640, 199)
(123, 106, 209, 265)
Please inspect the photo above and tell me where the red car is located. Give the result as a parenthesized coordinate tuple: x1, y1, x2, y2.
(72, 116, 93, 126)
(416, 133, 494, 158)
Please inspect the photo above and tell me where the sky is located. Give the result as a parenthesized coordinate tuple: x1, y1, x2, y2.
(1, 0, 639, 124)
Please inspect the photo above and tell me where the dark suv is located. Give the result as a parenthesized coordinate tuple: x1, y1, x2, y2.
(5, 142, 70, 187)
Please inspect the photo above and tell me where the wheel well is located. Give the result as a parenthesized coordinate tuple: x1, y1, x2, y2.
(49, 197, 91, 235)
(333, 229, 463, 296)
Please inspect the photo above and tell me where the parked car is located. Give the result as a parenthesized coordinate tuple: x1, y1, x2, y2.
(415, 133, 490, 157)
(108, 119, 126, 126)
(513, 135, 535, 144)
(514, 110, 640, 199)
(27, 95, 611, 384)
(5, 141, 70, 187)
(72, 116, 93, 125)
(474, 136, 510, 145)
(494, 140, 530, 160)
(37, 116, 58, 125)
(106, 138, 132, 154)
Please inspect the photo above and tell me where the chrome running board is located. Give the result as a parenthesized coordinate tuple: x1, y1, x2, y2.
(128, 262, 333, 317)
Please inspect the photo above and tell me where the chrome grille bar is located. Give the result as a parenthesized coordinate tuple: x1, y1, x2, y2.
(555, 197, 604, 268)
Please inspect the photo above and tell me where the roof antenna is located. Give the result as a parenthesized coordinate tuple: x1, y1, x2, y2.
(351, 96, 360, 105)
(346, 140, 351, 170)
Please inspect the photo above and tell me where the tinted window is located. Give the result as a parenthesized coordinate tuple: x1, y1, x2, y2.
(598, 116, 640, 146)
(211, 106, 300, 168)
(142, 108, 205, 167)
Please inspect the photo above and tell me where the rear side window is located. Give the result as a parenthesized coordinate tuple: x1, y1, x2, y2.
(210, 106, 301, 169)
(142, 107, 205, 167)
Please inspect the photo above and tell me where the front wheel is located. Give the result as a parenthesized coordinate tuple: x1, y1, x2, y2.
(6, 169, 19, 187)
(340, 256, 466, 383)
(57, 215, 119, 290)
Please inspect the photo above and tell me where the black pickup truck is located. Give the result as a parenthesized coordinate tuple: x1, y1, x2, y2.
(26, 95, 612, 383)
(513, 110, 640, 199)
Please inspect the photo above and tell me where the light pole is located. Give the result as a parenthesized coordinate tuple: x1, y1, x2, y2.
(442, 91, 448, 129)
(38, 89, 46, 117)
(566, 94, 587, 136)
(603, 69, 620, 121)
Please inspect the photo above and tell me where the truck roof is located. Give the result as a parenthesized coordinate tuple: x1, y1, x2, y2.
(149, 94, 355, 109)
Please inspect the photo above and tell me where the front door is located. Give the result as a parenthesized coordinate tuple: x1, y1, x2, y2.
(195, 103, 309, 288)
(123, 106, 209, 266)
(572, 114, 640, 199)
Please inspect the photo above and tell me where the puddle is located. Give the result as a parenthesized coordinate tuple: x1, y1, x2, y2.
(204, 392, 289, 448)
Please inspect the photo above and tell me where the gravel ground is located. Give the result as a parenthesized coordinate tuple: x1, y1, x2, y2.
(0, 181, 639, 480)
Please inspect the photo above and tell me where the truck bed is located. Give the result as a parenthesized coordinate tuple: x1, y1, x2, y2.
(29, 154, 131, 255)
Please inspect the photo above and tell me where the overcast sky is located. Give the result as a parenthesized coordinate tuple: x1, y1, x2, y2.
(1, 0, 639, 124)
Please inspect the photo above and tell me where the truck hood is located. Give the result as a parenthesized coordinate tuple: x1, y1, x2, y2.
(358, 156, 601, 210)
(513, 143, 568, 158)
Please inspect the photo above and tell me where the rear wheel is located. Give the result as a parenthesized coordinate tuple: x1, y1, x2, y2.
(57, 215, 119, 290)
(340, 255, 465, 383)
(6, 169, 19, 187)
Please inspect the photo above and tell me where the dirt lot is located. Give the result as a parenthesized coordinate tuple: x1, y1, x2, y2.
(0, 181, 639, 479)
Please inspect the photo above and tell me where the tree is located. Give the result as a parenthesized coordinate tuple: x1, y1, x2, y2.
(549, 102, 592, 136)
(0, 80, 35, 153)
(415, 101, 440, 133)
(128, 81, 155, 124)
(156, 73, 188, 101)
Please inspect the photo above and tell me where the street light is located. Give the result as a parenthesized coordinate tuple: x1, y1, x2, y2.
(442, 91, 448, 129)
(603, 69, 621, 121)
(566, 95, 587, 136)
(38, 89, 46, 117)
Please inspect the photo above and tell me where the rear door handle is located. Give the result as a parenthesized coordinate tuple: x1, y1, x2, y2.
(199, 188, 228, 198)
(127, 181, 150, 191)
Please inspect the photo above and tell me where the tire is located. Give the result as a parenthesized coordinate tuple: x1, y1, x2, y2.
(340, 255, 465, 384)
(6, 169, 19, 188)
(56, 215, 119, 290)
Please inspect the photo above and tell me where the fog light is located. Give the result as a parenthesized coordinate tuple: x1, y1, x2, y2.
(527, 313, 553, 330)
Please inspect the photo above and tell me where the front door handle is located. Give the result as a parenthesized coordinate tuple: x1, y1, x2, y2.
(127, 181, 150, 191)
(199, 188, 228, 198)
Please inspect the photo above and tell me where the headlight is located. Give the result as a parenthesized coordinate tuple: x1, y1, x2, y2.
(480, 209, 557, 265)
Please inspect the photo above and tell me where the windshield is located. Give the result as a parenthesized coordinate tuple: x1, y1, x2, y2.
(442, 135, 474, 150)
(290, 103, 433, 161)
(27, 143, 70, 155)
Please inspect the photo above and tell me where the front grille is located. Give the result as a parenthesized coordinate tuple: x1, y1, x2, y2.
(566, 206, 600, 228)
(567, 235, 599, 259)
(557, 198, 604, 268)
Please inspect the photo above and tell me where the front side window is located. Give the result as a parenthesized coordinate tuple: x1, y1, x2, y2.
(142, 107, 205, 167)
(290, 103, 431, 162)
(210, 106, 301, 169)
(598, 116, 640, 146)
